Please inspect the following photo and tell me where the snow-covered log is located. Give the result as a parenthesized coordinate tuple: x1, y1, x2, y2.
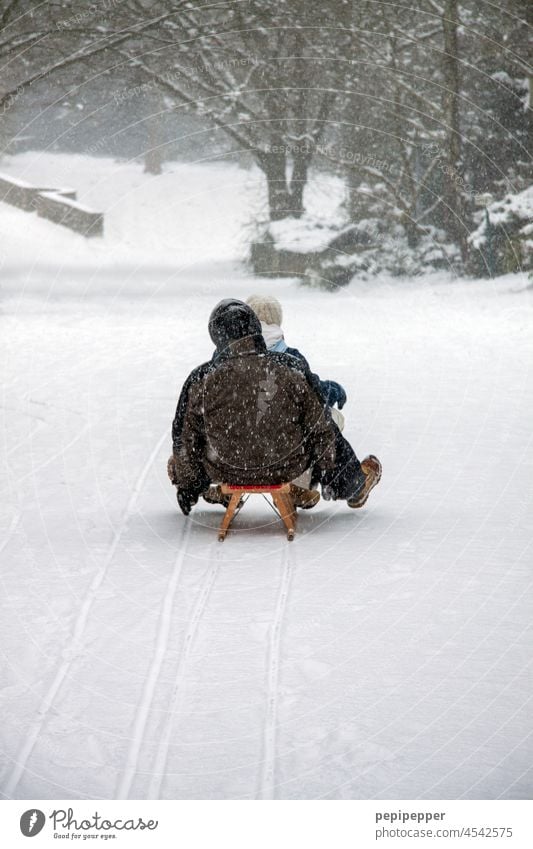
(35, 191, 103, 238)
(0, 173, 102, 237)
(0, 173, 60, 212)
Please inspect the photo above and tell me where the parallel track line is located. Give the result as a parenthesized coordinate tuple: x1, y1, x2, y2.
(4, 429, 168, 797)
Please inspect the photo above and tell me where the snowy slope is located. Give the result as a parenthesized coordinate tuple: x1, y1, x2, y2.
(1, 154, 532, 800)
(0, 153, 262, 300)
(0, 152, 346, 299)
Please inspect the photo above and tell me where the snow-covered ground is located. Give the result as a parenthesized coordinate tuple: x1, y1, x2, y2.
(0, 152, 347, 299)
(1, 154, 532, 800)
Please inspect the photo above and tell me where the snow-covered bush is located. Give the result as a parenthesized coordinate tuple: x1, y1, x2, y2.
(249, 211, 347, 279)
(467, 186, 533, 277)
(306, 221, 460, 289)
(250, 212, 460, 289)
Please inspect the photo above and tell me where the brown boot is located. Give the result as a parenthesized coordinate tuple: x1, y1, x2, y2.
(290, 484, 320, 510)
(347, 455, 382, 508)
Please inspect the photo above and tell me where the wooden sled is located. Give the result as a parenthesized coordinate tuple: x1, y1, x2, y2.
(218, 483, 296, 542)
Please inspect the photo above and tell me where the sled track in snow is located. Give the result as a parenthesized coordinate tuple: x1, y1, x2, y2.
(6, 420, 44, 458)
(257, 544, 294, 799)
(147, 541, 222, 800)
(116, 519, 193, 799)
(3, 429, 168, 798)
(0, 511, 22, 556)
(19, 422, 91, 483)
(2, 422, 91, 494)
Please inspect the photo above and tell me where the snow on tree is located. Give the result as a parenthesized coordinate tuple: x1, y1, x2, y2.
(2, 0, 531, 275)
(106, 0, 354, 221)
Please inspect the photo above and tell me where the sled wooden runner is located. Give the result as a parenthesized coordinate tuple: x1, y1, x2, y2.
(218, 483, 296, 542)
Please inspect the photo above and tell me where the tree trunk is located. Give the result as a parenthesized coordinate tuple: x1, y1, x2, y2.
(402, 213, 421, 249)
(258, 149, 310, 221)
(258, 150, 291, 220)
(144, 147, 163, 175)
(289, 152, 309, 219)
(144, 91, 164, 175)
(441, 0, 467, 260)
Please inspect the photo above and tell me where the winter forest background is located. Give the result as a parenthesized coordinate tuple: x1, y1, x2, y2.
(0, 0, 531, 279)
(1, 1, 532, 802)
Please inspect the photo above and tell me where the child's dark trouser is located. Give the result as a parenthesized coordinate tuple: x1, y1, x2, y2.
(313, 423, 365, 500)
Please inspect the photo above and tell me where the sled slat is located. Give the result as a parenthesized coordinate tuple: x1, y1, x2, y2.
(218, 484, 295, 541)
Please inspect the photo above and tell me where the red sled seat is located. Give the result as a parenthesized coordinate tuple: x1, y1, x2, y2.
(218, 483, 296, 542)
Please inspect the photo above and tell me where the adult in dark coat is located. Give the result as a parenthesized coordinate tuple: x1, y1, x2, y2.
(169, 299, 336, 514)
(169, 299, 379, 515)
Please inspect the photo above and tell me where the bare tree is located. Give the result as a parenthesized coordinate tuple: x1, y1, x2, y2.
(0, 1, 135, 112)
(334, 0, 531, 265)
(104, 0, 354, 219)
(440, 0, 466, 258)
(3, 0, 530, 252)
(337, 0, 448, 246)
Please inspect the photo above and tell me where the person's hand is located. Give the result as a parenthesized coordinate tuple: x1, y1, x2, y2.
(177, 487, 197, 516)
(325, 380, 347, 409)
(335, 383, 347, 410)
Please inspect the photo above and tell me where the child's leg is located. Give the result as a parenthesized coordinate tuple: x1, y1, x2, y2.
(314, 423, 366, 500)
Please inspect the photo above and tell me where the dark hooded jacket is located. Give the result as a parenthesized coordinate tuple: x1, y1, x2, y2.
(172, 299, 336, 492)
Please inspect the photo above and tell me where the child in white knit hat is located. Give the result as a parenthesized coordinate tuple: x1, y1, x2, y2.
(247, 293, 346, 495)
(246, 294, 347, 421)
(247, 294, 381, 508)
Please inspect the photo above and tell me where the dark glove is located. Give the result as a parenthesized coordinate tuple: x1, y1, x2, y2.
(324, 380, 347, 410)
(177, 488, 198, 516)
